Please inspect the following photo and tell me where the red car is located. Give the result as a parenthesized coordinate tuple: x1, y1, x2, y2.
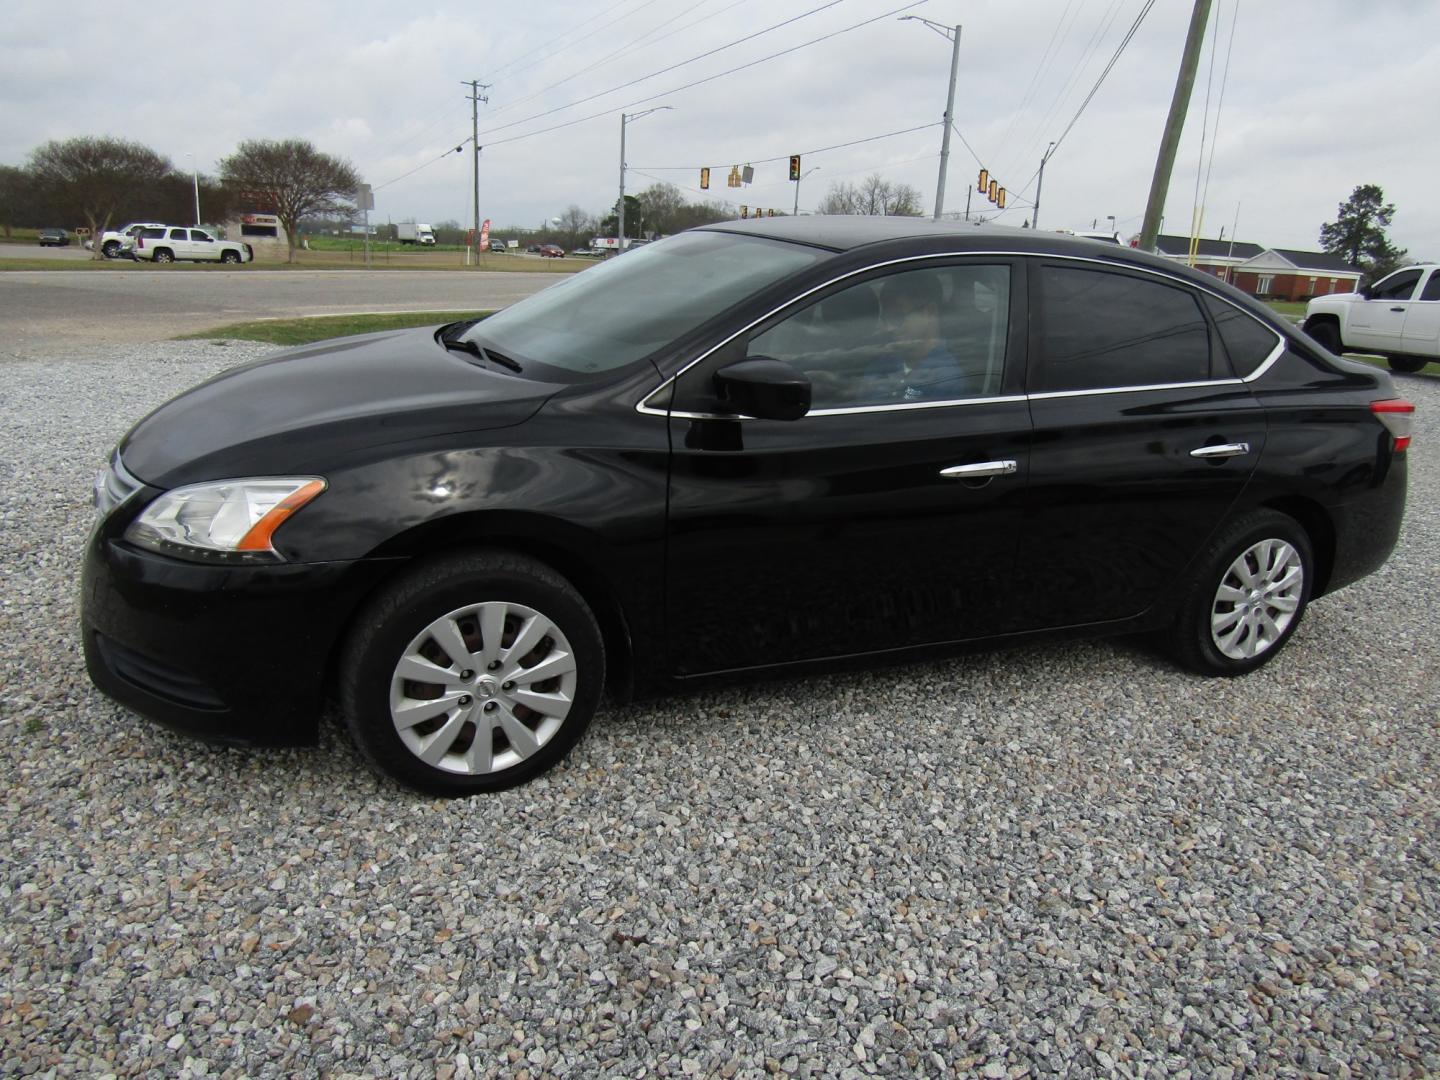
(538, 244, 564, 258)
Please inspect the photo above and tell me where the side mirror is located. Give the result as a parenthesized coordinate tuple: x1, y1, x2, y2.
(713, 357, 811, 421)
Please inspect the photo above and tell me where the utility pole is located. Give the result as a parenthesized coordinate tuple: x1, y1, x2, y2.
(901, 17, 961, 220)
(1139, 0, 1212, 252)
(618, 107, 673, 253)
(1031, 142, 1056, 230)
(463, 79, 489, 266)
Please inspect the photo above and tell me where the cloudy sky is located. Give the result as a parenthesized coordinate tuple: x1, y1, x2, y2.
(7, 0, 1436, 255)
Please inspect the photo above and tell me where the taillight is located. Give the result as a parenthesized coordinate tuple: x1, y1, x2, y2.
(1372, 399, 1415, 452)
(136, 236, 144, 249)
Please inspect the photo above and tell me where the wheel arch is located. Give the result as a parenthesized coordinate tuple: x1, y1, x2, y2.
(323, 511, 639, 708)
(1257, 494, 1336, 597)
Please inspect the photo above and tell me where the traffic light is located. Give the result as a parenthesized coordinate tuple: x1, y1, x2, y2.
(997, 187, 1006, 209)
(740, 205, 748, 218)
(789, 155, 801, 181)
(988, 179, 998, 203)
(700, 167, 710, 190)
(978, 168, 988, 194)
(766, 208, 775, 217)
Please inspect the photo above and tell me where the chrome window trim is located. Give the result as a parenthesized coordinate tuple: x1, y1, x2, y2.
(633, 249, 1291, 421)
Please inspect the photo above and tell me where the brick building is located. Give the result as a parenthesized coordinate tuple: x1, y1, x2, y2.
(1231, 249, 1362, 301)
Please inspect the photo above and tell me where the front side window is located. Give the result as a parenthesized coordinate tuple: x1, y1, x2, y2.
(744, 263, 1011, 409)
(191, 230, 213, 242)
(1371, 269, 1421, 301)
(1037, 266, 1211, 392)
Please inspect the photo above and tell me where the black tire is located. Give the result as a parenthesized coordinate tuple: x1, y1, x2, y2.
(153, 249, 174, 264)
(221, 250, 240, 264)
(1167, 509, 1313, 677)
(102, 240, 120, 258)
(1386, 355, 1428, 374)
(339, 551, 605, 796)
(1305, 319, 1343, 354)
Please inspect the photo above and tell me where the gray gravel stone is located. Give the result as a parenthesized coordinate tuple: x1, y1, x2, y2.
(0, 340, 1437, 1078)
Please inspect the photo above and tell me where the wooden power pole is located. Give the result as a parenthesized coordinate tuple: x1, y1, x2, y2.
(1138, 0, 1212, 252)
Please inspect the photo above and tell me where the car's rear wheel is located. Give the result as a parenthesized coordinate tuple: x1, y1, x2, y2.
(340, 551, 605, 796)
(1304, 319, 1343, 354)
(1167, 509, 1313, 676)
(221, 250, 240, 264)
(1386, 354, 1428, 374)
(153, 249, 174, 264)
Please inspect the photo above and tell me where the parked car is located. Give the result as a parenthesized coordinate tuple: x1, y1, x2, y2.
(486, 239, 509, 252)
(37, 228, 71, 247)
(131, 226, 253, 265)
(538, 243, 564, 258)
(93, 222, 168, 259)
(83, 219, 1413, 796)
(1303, 263, 1440, 373)
(526, 244, 543, 254)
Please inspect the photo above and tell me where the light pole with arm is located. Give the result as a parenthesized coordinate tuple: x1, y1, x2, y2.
(618, 106, 673, 251)
(901, 16, 962, 220)
(793, 167, 819, 216)
(186, 153, 200, 226)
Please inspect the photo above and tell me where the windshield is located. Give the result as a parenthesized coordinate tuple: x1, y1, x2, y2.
(463, 230, 829, 376)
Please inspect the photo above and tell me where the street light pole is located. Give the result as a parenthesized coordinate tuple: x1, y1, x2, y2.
(618, 106, 673, 253)
(1031, 142, 1057, 230)
(187, 153, 200, 226)
(793, 167, 819, 216)
(901, 16, 961, 220)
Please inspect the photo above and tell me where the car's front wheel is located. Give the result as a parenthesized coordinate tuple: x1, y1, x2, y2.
(1167, 509, 1313, 676)
(221, 250, 240, 264)
(340, 551, 605, 796)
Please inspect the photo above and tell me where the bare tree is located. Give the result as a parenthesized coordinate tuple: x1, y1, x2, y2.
(27, 137, 173, 259)
(819, 174, 925, 217)
(557, 204, 594, 250)
(218, 139, 359, 262)
(636, 182, 686, 235)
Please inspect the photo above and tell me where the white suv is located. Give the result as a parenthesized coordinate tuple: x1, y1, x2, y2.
(132, 226, 253, 265)
(89, 222, 167, 259)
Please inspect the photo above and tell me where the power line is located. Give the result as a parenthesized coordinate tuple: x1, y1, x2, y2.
(374, 142, 468, 191)
(632, 121, 942, 170)
(990, 0, 1084, 172)
(476, 0, 850, 140)
(1050, 0, 1156, 154)
(484, 0, 657, 84)
(479, 1, 927, 150)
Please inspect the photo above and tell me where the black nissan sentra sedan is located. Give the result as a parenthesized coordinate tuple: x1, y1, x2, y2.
(83, 218, 1413, 796)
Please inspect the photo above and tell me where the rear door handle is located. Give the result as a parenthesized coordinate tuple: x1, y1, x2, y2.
(940, 460, 1017, 479)
(1190, 442, 1251, 459)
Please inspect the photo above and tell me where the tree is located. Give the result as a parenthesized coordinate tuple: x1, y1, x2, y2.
(218, 139, 359, 262)
(818, 174, 924, 217)
(636, 183, 687, 234)
(1319, 184, 1407, 281)
(557, 204, 594, 250)
(27, 137, 173, 259)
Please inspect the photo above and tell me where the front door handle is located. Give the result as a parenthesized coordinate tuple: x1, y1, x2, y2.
(1190, 442, 1251, 460)
(1391, 306, 1406, 313)
(940, 460, 1018, 479)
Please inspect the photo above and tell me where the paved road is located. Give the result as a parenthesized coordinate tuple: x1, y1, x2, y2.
(0, 269, 562, 354)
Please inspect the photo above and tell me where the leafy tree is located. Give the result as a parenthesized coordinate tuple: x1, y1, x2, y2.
(218, 139, 360, 262)
(27, 137, 173, 258)
(818, 174, 925, 217)
(1319, 184, 1407, 280)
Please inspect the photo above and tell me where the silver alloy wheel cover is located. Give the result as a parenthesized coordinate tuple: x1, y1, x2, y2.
(1210, 538, 1304, 660)
(388, 601, 577, 775)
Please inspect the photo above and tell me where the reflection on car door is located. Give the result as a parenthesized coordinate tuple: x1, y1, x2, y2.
(1015, 261, 1267, 629)
(663, 258, 1033, 675)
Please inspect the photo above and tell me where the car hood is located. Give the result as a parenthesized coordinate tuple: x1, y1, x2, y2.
(121, 326, 560, 489)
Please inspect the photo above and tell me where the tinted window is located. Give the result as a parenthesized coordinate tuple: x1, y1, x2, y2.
(746, 264, 1010, 408)
(1203, 296, 1280, 377)
(191, 230, 213, 242)
(240, 224, 279, 237)
(1038, 266, 1210, 391)
(168, 228, 187, 240)
(1371, 269, 1421, 301)
(139, 228, 165, 239)
(1421, 273, 1440, 302)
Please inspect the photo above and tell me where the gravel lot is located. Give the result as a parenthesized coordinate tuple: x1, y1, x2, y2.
(1, 341, 1437, 1078)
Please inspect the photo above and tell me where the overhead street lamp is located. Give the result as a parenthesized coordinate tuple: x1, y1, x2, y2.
(901, 15, 962, 220)
(793, 166, 820, 216)
(619, 106, 673, 251)
(186, 153, 200, 227)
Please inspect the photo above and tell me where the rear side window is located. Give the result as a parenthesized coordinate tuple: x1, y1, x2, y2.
(1203, 296, 1281, 377)
(168, 228, 187, 240)
(1421, 274, 1440, 302)
(1036, 266, 1211, 392)
(140, 228, 165, 239)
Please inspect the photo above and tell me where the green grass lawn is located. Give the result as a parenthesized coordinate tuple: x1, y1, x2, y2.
(178, 310, 492, 346)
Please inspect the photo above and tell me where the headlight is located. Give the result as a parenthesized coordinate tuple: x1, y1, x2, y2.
(124, 477, 326, 561)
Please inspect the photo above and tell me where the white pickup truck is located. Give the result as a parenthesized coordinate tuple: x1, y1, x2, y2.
(90, 221, 167, 259)
(131, 226, 253, 265)
(1303, 264, 1440, 373)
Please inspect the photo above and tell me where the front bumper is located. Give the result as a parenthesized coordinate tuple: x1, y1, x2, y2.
(81, 525, 401, 746)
